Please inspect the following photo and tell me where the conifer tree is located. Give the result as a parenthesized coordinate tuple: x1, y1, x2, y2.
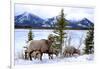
(53, 9, 68, 56)
(84, 25, 94, 54)
(28, 29, 33, 42)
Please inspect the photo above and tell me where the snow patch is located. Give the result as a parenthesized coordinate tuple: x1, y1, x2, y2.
(15, 54, 94, 65)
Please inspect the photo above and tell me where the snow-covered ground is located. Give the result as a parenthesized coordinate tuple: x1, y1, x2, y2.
(15, 54, 94, 65)
(14, 29, 94, 65)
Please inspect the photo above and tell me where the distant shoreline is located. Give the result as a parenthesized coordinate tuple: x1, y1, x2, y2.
(15, 27, 93, 30)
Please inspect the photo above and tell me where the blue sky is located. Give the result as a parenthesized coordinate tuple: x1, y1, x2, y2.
(15, 4, 94, 22)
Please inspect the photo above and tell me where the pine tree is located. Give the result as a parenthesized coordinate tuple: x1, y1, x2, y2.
(84, 25, 94, 54)
(24, 29, 33, 60)
(28, 29, 33, 42)
(53, 9, 68, 56)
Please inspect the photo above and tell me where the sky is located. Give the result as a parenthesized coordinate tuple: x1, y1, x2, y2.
(15, 4, 94, 22)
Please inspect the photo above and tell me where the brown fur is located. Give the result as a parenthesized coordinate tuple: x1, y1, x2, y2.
(26, 38, 54, 60)
(63, 46, 80, 57)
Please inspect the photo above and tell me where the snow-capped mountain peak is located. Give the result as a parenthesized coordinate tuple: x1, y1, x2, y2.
(15, 12, 94, 29)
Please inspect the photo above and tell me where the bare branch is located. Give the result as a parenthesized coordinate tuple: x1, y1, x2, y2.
(77, 34, 84, 49)
(68, 35, 72, 47)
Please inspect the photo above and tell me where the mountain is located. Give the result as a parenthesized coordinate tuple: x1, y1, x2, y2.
(67, 18, 94, 29)
(42, 17, 94, 29)
(15, 12, 94, 29)
(15, 12, 45, 28)
(77, 18, 94, 28)
(42, 16, 58, 27)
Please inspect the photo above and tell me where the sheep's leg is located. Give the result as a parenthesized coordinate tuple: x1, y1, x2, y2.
(34, 53, 38, 60)
(40, 53, 43, 61)
(70, 53, 72, 57)
(64, 54, 66, 57)
(48, 53, 52, 59)
(55, 53, 58, 57)
(71, 52, 74, 57)
(69, 53, 71, 57)
(51, 54, 53, 59)
(29, 51, 34, 61)
(29, 52, 32, 60)
(25, 51, 28, 60)
(70, 53, 73, 57)
(48, 54, 51, 59)
(49, 54, 53, 59)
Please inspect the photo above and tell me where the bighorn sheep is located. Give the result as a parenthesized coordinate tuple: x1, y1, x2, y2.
(63, 46, 80, 57)
(26, 37, 54, 60)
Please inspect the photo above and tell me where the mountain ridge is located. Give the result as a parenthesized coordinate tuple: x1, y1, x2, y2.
(15, 12, 94, 29)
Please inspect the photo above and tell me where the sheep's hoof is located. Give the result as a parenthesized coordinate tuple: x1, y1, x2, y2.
(30, 58, 32, 61)
(40, 58, 42, 61)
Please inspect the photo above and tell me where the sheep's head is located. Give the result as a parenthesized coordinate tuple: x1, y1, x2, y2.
(75, 49, 80, 55)
(48, 34, 55, 44)
(48, 37, 54, 43)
